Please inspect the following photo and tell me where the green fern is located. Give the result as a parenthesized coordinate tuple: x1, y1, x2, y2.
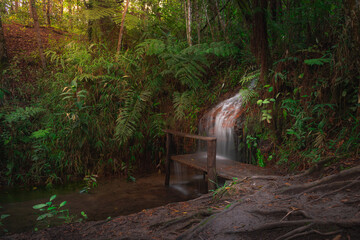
(304, 58, 331, 66)
(135, 39, 166, 56)
(161, 52, 208, 90)
(173, 91, 194, 120)
(4, 107, 45, 124)
(115, 89, 152, 145)
(148, 113, 165, 139)
(239, 69, 260, 86)
(83, 6, 118, 21)
(239, 88, 258, 106)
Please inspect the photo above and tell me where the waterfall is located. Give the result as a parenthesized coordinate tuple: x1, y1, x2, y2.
(199, 93, 243, 161)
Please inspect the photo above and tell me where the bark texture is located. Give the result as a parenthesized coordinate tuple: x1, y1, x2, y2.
(117, 0, 130, 54)
(29, 0, 46, 69)
(0, 14, 8, 66)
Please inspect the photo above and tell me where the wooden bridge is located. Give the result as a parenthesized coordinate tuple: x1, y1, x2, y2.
(164, 130, 274, 191)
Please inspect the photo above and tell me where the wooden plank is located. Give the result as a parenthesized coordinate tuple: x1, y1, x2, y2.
(163, 129, 216, 141)
(207, 139, 217, 190)
(171, 153, 274, 180)
(165, 132, 172, 186)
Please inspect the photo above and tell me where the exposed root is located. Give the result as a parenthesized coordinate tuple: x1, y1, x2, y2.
(150, 211, 215, 230)
(226, 219, 360, 236)
(280, 229, 343, 240)
(280, 165, 360, 194)
(293, 155, 345, 178)
(275, 222, 315, 240)
(310, 177, 360, 203)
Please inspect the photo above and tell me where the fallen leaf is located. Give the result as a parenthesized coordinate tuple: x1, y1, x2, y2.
(332, 234, 342, 240)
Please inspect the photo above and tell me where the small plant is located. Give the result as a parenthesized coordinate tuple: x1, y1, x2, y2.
(0, 207, 10, 234)
(33, 195, 73, 229)
(211, 177, 239, 200)
(80, 173, 98, 193)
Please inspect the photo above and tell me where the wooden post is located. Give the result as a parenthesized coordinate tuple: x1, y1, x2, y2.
(165, 132, 172, 186)
(207, 139, 217, 191)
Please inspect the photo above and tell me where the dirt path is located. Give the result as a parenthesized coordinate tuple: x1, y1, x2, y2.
(2, 162, 360, 240)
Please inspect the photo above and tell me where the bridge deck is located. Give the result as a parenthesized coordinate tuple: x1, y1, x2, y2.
(171, 152, 273, 180)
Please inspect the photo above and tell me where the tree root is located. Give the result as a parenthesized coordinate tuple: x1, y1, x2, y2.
(225, 219, 360, 235)
(176, 200, 243, 240)
(293, 155, 345, 178)
(280, 165, 360, 194)
(150, 210, 215, 231)
(250, 208, 313, 220)
(280, 229, 342, 240)
(310, 177, 360, 203)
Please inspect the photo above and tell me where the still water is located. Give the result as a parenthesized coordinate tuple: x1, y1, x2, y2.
(0, 164, 207, 234)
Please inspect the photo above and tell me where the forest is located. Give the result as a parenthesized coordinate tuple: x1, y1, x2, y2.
(0, 0, 360, 239)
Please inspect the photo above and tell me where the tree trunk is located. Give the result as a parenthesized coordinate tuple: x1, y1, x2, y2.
(185, 0, 192, 46)
(214, 0, 228, 41)
(0, 14, 8, 66)
(42, 0, 46, 23)
(203, 1, 215, 41)
(84, 0, 94, 41)
(29, 0, 46, 69)
(251, 0, 271, 84)
(60, 0, 63, 17)
(46, 0, 51, 26)
(343, 0, 360, 116)
(116, 0, 130, 54)
(15, 0, 19, 12)
(195, 2, 201, 44)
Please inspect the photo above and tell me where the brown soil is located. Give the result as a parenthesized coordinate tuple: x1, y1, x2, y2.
(3, 22, 67, 60)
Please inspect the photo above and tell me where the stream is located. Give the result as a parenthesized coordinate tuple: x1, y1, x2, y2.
(0, 164, 207, 234)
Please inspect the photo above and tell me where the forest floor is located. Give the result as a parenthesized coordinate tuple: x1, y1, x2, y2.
(2, 157, 360, 240)
(2, 24, 360, 240)
(2, 22, 69, 101)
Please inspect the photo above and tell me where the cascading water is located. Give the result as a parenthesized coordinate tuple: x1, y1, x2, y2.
(199, 93, 244, 161)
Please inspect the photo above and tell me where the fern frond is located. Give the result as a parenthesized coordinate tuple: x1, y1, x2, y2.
(83, 6, 118, 21)
(148, 113, 165, 138)
(135, 39, 166, 56)
(239, 88, 259, 106)
(173, 91, 194, 120)
(239, 69, 260, 86)
(4, 107, 45, 124)
(115, 89, 152, 145)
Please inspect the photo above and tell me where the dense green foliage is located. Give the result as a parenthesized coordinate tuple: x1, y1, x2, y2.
(0, 0, 359, 185)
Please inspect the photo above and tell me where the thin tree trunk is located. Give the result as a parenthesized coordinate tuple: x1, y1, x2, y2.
(84, 0, 94, 41)
(15, 0, 19, 12)
(0, 14, 8, 66)
(29, 0, 46, 69)
(186, 0, 192, 46)
(344, 0, 360, 116)
(195, 2, 201, 44)
(46, 0, 51, 26)
(42, 0, 46, 23)
(214, 0, 227, 41)
(251, 0, 271, 84)
(60, 0, 63, 17)
(117, 0, 130, 54)
(203, 1, 215, 41)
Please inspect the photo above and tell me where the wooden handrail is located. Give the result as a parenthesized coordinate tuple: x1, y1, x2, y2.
(164, 129, 217, 191)
(163, 129, 216, 141)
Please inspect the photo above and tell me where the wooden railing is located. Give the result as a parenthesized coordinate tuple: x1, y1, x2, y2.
(164, 129, 217, 190)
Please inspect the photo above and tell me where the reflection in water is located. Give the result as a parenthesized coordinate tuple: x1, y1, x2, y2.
(0, 165, 206, 234)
